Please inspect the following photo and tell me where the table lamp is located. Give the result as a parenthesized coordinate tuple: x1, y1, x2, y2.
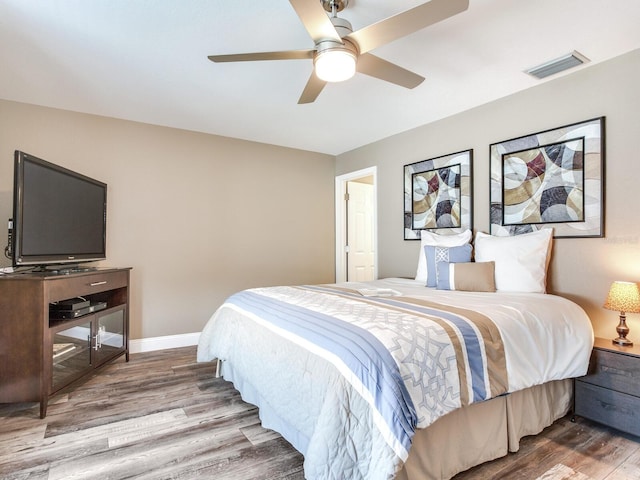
(603, 281, 640, 347)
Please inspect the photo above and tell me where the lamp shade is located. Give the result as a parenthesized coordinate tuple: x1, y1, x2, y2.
(603, 281, 640, 313)
(315, 49, 356, 82)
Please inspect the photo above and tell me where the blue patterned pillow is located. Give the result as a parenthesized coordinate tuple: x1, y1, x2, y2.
(424, 243, 473, 287)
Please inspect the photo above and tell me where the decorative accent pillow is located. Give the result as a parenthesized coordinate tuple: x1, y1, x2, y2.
(424, 243, 473, 287)
(415, 229, 472, 283)
(436, 261, 496, 292)
(474, 229, 553, 293)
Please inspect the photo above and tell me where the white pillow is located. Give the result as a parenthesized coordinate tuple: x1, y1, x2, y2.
(474, 229, 553, 293)
(415, 229, 472, 283)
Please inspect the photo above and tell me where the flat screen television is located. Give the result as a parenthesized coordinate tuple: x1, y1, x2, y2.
(12, 150, 107, 269)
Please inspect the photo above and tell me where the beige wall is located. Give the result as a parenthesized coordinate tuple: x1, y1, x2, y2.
(0, 100, 336, 339)
(336, 48, 640, 340)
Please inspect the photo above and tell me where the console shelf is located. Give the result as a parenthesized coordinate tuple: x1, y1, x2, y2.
(0, 267, 131, 418)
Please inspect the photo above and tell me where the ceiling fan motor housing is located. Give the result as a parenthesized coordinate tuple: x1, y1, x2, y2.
(314, 38, 358, 62)
(329, 16, 354, 40)
(313, 15, 358, 65)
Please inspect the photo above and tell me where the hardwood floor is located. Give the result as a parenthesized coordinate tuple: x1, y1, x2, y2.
(1, 346, 639, 480)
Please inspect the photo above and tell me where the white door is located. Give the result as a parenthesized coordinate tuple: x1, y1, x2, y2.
(335, 167, 377, 283)
(347, 181, 375, 282)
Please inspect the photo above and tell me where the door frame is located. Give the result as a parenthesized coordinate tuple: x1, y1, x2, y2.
(335, 167, 378, 283)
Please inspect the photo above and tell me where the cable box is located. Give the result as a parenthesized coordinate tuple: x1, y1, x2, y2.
(50, 301, 107, 319)
(50, 298, 90, 311)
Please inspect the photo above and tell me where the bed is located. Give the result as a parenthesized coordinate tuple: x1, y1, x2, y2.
(197, 230, 594, 479)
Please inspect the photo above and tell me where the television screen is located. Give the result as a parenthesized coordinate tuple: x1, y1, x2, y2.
(12, 151, 107, 268)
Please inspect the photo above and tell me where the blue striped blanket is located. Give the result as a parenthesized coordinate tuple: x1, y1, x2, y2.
(208, 284, 508, 479)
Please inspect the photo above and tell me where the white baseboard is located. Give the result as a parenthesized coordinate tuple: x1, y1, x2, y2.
(129, 332, 200, 354)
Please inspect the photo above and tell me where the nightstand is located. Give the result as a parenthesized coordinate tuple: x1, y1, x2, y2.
(574, 337, 640, 436)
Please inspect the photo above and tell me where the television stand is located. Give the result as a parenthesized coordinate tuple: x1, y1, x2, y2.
(0, 267, 131, 418)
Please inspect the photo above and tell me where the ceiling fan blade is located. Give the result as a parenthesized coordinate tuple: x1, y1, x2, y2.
(289, 0, 342, 44)
(208, 49, 315, 63)
(357, 53, 424, 89)
(298, 71, 327, 104)
(346, 0, 469, 54)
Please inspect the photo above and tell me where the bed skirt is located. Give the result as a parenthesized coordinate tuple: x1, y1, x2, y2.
(397, 379, 572, 480)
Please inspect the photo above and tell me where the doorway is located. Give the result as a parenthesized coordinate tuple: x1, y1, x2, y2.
(335, 167, 377, 283)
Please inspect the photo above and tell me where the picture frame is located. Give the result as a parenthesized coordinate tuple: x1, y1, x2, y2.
(404, 149, 473, 240)
(489, 117, 605, 238)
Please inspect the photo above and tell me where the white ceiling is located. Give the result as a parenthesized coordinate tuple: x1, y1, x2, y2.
(1, 0, 639, 156)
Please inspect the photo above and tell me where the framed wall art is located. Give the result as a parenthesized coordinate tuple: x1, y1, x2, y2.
(489, 117, 605, 238)
(404, 149, 473, 240)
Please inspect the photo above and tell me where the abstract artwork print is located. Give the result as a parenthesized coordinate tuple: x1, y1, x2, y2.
(490, 117, 604, 238)
(412, 164, 461, 229)
(503, 138, 584, 226)
(404, 149, 473, 240)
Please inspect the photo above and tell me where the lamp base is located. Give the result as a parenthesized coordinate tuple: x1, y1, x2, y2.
(613, 337, 634, 347)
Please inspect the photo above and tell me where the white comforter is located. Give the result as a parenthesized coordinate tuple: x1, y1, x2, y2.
(197, 278, 593, 479)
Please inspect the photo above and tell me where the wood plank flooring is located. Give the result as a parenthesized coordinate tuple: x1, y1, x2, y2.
(1, 346, 639, 479)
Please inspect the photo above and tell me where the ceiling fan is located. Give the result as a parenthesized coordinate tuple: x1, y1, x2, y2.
(208, 0, 469, 104)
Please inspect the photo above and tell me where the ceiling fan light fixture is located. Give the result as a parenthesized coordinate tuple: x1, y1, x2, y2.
(209, 0, 469, 103)
(314, 42, 357, 82)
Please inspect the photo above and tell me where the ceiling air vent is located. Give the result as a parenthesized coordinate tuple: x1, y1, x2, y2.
(525, 51, 590, 79)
